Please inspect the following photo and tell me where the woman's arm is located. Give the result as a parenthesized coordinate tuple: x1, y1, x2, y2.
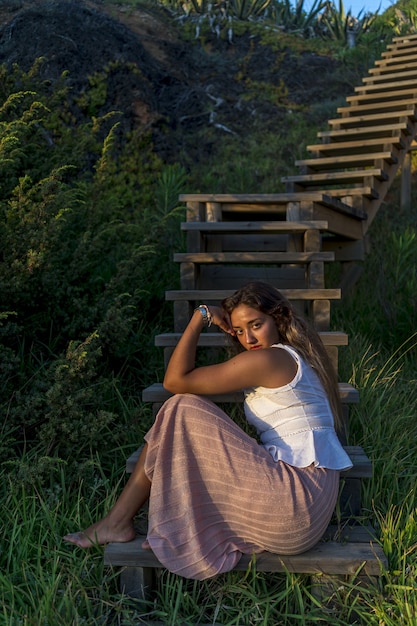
(163, 307, 296, 396)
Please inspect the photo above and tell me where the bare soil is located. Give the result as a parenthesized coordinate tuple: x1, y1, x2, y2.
(0, 0, 352, 165)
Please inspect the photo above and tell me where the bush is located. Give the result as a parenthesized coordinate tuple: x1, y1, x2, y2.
(0, 63, 187, 463)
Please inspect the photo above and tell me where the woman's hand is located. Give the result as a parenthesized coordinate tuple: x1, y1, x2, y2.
(207, 305, 235, 335)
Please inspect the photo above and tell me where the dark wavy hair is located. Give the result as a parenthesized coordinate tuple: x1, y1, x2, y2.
(222, 282, 344, 435)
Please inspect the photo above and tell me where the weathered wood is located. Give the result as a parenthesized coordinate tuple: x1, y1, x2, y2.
(282, 168, 388, 186)
(338, 99, 417, 115)
(362, 69, 417, 84)
(174, 251, 335, 263)
(199, 266, 306, 290)
(307, 136, 405, 156)
(141, 382, 359, 405)
(328, 108, 417, 127)
(322, 238, 367, 262)
(180, 220, 329, 233)
(296, 152, 398, 170)
(156, 328, 344, 371)
(120, 564, 155, 600)
(104, 531, 387, 576)
(346, 87, 417, 105)
(154, 330, 349, 347)
(165, 288, 341, 301)
(370, 60, 417, 73)
(317, 121, 412, 139)
(354, 79, 417, 93)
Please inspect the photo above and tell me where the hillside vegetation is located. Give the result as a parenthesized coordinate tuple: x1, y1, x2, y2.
(1, 1, 417, 624)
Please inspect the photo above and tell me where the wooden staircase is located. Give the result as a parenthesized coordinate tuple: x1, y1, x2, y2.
(102, 33, 417, 602)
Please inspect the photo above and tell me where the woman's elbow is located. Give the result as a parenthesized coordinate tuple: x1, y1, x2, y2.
(163, 374, 182, 394)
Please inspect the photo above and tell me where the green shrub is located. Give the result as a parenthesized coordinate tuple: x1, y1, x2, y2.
(0, 61, 189, 462)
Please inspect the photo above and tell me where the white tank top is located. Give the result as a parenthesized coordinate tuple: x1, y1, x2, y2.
(244, 344, 352, 470)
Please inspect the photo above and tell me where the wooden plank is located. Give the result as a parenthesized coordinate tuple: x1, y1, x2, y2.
(346, 87, 417, 104)
(219, 233, 289, 252)
(154, 330, 349, 347)
(322, 238, 367, 261)
(181, 193, 366, 222)
(180, 193, 321, 203)
(375, 55, 417, 67)
(362, 69, 417, 83)
(371, 59, 417, 72)
(337, 100, 417, 114)
(317, 122, 412, 139)
(173, 251, 335, 263)
(181, 220, 329, 233)
(381, 49, 417, 60)
(165, 288, 341, 301)
(200, 266, 306, 289)
(307, 136, 406, 155)
(282, 168, 388, 185)
(328, 108, 417, 126)
(316, 196, 367, 220)
(295, 152, 397, 169)
(316, 200, 366, 238)
(141, 382, 359, 404)
(104, 534, 387, 575)
(354, 79, 417, 93)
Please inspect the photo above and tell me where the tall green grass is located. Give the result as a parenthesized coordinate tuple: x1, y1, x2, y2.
(2, 215, 417, 624)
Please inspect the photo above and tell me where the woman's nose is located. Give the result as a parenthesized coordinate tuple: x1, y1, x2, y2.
(245, 330, 256, 344)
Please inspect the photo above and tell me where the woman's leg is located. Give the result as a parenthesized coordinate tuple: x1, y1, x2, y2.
(63, 443, 151, 548)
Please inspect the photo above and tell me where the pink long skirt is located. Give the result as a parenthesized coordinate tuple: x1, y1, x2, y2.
(143, 393, 339, 580)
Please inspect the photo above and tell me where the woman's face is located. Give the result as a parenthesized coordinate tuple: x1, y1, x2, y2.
(230, 304, 279, 351)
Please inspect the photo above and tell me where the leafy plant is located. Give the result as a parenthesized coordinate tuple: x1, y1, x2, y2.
(270, 0, 327, 36)
(316, 0, 378, 46)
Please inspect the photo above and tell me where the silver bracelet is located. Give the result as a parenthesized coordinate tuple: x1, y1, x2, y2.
(194, 304, 213, 327)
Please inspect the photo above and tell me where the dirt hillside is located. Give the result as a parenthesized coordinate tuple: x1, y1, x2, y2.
(0, 0, 352, 166)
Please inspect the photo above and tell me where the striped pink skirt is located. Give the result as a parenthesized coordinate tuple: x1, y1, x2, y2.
(144, 394, 339, 580)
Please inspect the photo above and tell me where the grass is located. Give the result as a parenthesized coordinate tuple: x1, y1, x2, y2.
(2, 300, 417, 624)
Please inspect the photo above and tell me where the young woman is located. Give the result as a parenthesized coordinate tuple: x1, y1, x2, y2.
(64, 282, 352, 580)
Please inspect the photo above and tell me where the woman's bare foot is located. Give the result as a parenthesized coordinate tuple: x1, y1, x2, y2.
(63, 516, 136, 548)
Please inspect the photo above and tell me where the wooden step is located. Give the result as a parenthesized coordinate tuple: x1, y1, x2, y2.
(104, 527, 387, 578)
(295, 152, 397, 170)
(165, 288, 341, 302)
(180, 192, 368, 223)
(362, 69, 417, 84)
(388, 33, 417, 46)
(307, 136, 405, 156)
(337, 100, 417, 115)
(317, 122, 412, 140)
(174, 251, 335, 264)
(346, 87, 417, 105)
(154, 330, 348, 348)
(141, 382, 359, 405)
(154, 330, 348, 372)
(354, 79, 417, 94)
(382, 45, 417, 58)
(181, 220, 328, 233)
(375, 54, 417, 68)
(327, 108, 417, 127)
(125, 443, 368, 476)
(179, 192, 333, 203)
(282, 168, 388, 187)
(370, 60, 417, 73)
